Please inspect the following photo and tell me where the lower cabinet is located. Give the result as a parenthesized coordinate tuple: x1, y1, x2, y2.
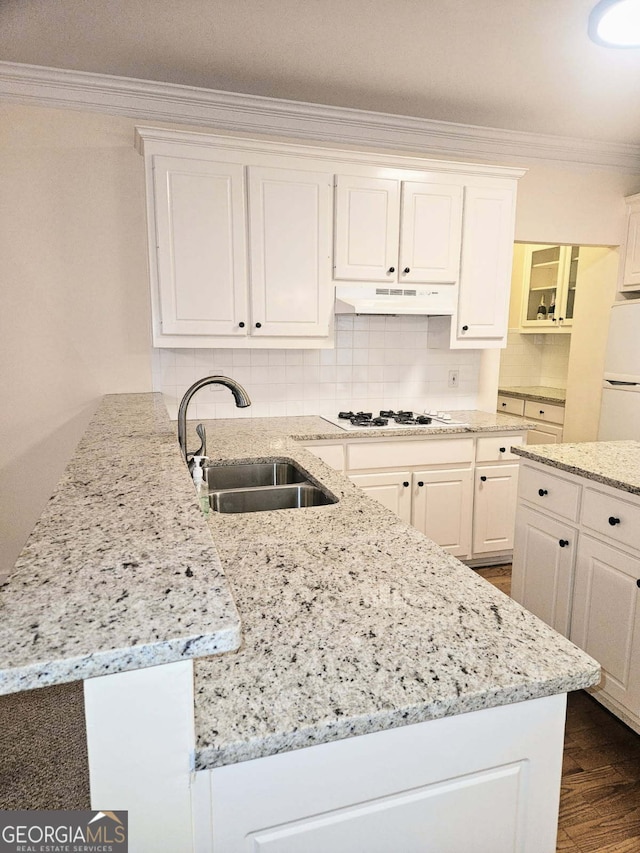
(473, 464, 520, 554)
(348, 471, 412, 524)
(411, 468, 473, 558)
(570, 535, 640, 719)
(511, 505, 576, 636)
(202, 695, 567, 853)
(512, 460, 640, 733)
(496, 395, 565, 444)
(348, 468, 473, 557)
(315, 431, 526, 562)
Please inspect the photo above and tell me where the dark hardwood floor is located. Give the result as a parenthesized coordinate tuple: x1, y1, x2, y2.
(476, 564, 640, 853)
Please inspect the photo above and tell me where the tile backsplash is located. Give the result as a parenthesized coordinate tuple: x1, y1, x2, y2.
(498, 329, 571, 389)
(153, 315, 481, 420)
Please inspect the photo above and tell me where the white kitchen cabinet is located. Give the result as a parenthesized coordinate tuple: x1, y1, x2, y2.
(453, 186, 517, 346)
(518, 244, 579, 333)
(333, 175, 462, 285)
(473, 463, 520, 555)
(496, 394, 565, 444)
(204, 695, 566, 853)
(571, 535, 640, 719)
(511, 504, 577, 637)
(248, 166, 332, 337)
(302, 442, 345, 471)
(412, 468, 473, 558)
(349, 471, 412, 524)
(138, 131, 334, 348)
(138, 127, 523, 350)
(512, 459, 640, 733)
(152, 155, 249, 338)
(317, 431, 526, 563)
(620, 192, 640, 292)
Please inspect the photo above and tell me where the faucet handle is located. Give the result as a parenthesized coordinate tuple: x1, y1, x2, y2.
(194, 423, 207, 458)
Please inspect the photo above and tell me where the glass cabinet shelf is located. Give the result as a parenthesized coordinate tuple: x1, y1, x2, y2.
(520, 244, 580, 332)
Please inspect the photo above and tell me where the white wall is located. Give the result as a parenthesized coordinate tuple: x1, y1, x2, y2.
(0, 104, 152, 577)
(1, 99, 639, 577)
(514, 163, 636, 246)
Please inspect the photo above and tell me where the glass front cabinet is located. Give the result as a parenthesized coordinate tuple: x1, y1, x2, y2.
(520, 244, 579, 333)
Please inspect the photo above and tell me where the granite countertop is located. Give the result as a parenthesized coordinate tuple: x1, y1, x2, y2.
(0, 395, 599, 767)
(499, 386, 566, 405)
(513, 440, 640, 496)
(0, 394, 242, 695)
(190, 412, 599, 770)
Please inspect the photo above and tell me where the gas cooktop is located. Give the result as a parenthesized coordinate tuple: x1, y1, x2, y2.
(322, 410, 469, 431)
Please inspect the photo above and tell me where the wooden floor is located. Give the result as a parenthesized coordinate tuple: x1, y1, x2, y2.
(476, 565, 640, 853)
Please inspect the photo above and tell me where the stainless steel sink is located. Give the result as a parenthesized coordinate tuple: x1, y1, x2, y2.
(209, 483, 337, 514)
(200, 459, 338, 514)
(204, 461, 307, 491)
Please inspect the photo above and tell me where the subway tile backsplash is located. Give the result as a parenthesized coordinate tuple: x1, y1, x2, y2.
(153, 315, 481, 420)
(498, 329, 570, 389)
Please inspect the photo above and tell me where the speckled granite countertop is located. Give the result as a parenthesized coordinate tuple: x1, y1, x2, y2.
(0, 394, 599, 766)
(191, 411, 599, 770)
(513, 440, 640, 495)
(0, 394, 241, 696)
(499, 386, 566, 405)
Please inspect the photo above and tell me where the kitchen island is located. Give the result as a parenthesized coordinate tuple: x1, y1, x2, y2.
(511, 440, 640, 736)
(0, 394, 599, 852)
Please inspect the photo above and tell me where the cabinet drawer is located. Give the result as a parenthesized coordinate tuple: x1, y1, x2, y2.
(476, 435, 524, 462)
(302, 443, 345, 471)
(581, 487, 640, 552)
(497, 395, 525, 416)
(346, 438, 474, 471)
(519, 464, 581, 521)
(524, 400, 565, 425)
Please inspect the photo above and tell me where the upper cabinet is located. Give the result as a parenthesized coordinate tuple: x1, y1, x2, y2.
(455, 186, 517, 346)
(152, 156, 248, 338)
(136, 127, 524, 349)
(138, 130, 333, 348)
(334, 176, 462, 285)
(620, 192, 640, 293)
(518, 244, 579, 334)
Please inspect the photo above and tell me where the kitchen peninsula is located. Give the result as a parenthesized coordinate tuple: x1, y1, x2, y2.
(0, 394, 599, 853)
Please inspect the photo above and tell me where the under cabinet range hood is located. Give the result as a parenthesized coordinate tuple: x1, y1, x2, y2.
(334, 285, 456, 316)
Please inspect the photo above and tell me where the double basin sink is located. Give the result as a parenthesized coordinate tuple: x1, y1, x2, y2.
(202, 460, 338, 514)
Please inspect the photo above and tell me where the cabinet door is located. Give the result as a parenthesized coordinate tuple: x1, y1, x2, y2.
(571, 535, 640, 716)
(248, 167, 332, 337)
(526, 424, 563, 445)
(511, 506, 576, 636)
(153, 156, 248, 336)
(411, 468, 473, 558)
(622, 204, 640, 290)
(349, 472, 412, 524)
(398, 182, 462, 284)
(333, 175, 400, 281)
(473, 464, 519, 555)
(456, 186, 516, 344)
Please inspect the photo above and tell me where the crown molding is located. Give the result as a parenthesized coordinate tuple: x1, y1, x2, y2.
(1, 61, 639, 172)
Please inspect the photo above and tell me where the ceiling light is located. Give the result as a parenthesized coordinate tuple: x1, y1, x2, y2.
(589, 0, 640, 46)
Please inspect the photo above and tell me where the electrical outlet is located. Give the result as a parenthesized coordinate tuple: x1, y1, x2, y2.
(448, 369, 459, 388)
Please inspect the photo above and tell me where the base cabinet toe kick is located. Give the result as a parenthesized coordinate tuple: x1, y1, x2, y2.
(512, 457, 640, 734)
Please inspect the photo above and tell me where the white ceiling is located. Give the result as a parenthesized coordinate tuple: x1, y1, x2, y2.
(1, 0, 640, 146)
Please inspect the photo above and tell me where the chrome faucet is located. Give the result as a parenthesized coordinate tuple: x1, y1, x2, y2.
(177, 375, 251, 466)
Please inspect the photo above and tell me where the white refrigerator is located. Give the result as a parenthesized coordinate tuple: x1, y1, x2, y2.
(598, 299, 640, 440)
